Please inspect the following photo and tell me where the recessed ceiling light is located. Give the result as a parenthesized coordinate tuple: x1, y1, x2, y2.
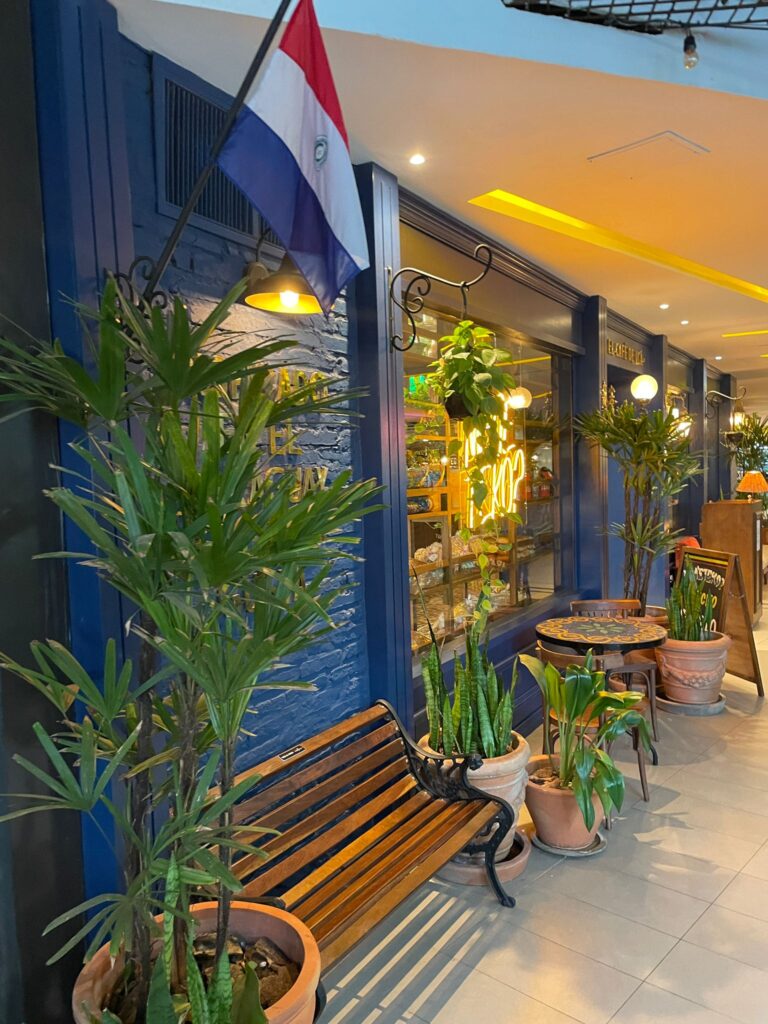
(680, 320, 690, 325)
(659, 303, 670, 310)
(409, 153, 426, 166)
(715, 355, 723, 360)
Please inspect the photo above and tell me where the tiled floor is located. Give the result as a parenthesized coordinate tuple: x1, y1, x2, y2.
(324, 616, 768, 1024)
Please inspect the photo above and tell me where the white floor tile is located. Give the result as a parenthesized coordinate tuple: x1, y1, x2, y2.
(508, 886, 676, 978)
(716, 872, 768, 923)
(534, 858, 709, 937)
(418, 968, 582, 1024)
(742, 840, 768, 881)
(686, 903, 768, 972)
(617, 808, 762, 870)
(631, 789, 768, 843)
(647, 941, 768, 1024)
(666, 765, 768, 817)
(611, 983, 745, 1024)
(458, 927, 640, 1024)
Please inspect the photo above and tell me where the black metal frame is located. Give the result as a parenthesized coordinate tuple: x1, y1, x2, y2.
(388, 243, 493, 352)
(501, 0, 768, 31)
(375, 699, 516, 908)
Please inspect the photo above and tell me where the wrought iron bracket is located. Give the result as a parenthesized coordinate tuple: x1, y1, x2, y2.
(704, 385, 746, 419)
(387, 243, 493, 352)
(114, 256, 170, 309)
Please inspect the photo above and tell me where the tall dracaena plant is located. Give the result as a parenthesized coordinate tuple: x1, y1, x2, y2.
(0, 278, 381, 1021)
(576, 402, 700, 613)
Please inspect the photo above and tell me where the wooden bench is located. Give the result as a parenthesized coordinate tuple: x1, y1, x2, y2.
(228, 700, 516, 971)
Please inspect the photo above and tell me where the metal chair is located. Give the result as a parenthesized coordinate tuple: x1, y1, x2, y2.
(570, 599, 641, 618)
(536, 641, 658, 803)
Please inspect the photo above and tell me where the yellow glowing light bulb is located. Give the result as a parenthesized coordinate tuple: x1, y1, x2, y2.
(280, 289, 300, 309)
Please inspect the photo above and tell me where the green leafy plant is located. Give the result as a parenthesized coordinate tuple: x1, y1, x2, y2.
(667, 566, 716, 641)
(576, 401, 700, 613)
(0, 279, 381, 1022)
(520, 653, 651, 830)
(421, 587, 517, 759)
(426, 320, 516, 509)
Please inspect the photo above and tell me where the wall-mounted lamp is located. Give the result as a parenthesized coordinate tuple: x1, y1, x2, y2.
(244, 249, 321, 315)
(630, 373, 659, 404)
(732, 400, 747, 431)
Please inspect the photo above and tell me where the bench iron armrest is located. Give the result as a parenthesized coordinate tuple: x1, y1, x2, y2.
(374, 699, 514, 815)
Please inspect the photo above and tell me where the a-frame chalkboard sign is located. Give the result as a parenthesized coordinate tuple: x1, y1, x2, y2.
(677, 548, 764, 696)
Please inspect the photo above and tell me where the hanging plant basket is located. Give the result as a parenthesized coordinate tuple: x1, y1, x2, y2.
(444, 392, 471, 420)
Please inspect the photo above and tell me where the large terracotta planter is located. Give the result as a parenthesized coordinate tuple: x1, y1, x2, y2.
(420, 732, 531, 860)
(525, 754, 602, 851)
(655, 631, 731, 705)
(72, 902, 321, 1024)
(641, 605, 669, 627)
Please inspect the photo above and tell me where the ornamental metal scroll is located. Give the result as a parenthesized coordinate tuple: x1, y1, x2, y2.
(388, 243, 493, 352)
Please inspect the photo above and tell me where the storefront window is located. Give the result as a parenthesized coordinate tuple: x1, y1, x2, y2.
(406, 308, 561, 658)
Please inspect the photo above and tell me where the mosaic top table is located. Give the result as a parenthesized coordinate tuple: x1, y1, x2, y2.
(535, 616, 667, 655)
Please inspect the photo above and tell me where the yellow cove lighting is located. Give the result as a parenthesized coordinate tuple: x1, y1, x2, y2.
(723, 329, 768, 338)
(469, 189, 768, 304)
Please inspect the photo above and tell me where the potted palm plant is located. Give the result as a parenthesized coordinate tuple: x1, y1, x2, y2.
(576, 402, 700, 616)
(420, 588, 531, 878)
(656, 566, 732, 705)
(519, 654, 651, 851)
(0, 280, 381, 1023)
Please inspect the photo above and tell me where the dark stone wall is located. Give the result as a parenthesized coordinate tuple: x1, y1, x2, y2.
(121, 37, 372, 765)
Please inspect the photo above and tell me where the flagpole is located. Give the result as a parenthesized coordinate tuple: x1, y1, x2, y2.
(143, 0, 295, 301)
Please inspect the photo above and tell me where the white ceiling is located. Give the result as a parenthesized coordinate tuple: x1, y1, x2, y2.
(115, 1, 768, 411)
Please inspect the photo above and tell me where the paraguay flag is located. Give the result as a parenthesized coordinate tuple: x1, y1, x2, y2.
(217, 0, 369, 313)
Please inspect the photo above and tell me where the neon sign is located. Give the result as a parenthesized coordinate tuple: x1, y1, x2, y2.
(463, 392, 526, 528)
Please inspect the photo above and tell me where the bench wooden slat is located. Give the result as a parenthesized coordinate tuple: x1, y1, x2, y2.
(234, 721, 399, 825)
(315, 803, 499, 969)
(240, 773, 421, 894)
(230, 704, 391, 796)
(249, 738, 406, 834)
(234, 759, 410, 881)
(279, 795, 439, 911)
(303, 801, 486, 936)
(289, 799, 467, 920)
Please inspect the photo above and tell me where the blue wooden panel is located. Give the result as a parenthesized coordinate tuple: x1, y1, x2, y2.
(350, 163, 413, 726)
(31, 0, 135, 902)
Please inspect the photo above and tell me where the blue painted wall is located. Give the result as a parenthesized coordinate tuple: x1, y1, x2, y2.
(122, 37, 372, 765)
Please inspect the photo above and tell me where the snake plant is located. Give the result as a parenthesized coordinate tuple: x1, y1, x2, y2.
(422, 623, 517, 760)
(667, 565, 716, 641)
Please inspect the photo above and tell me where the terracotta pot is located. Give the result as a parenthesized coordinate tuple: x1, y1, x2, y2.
(419, 732, 531, 860)
(524, 754, 602, 851)
(72, 902, 321, 1024)
(437, 828, 531, 886)
(655, 631, 731, 705)
(641, 605, 669, 627)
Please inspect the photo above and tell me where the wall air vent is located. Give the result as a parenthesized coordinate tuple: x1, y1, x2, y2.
(153, 55, 275, 246)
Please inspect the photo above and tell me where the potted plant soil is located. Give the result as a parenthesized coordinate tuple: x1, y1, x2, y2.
(656, 566, 732, 705)
(420, 593, 531, 883)
(519, 654, 651, 851)
(0, 281, 380, 1022)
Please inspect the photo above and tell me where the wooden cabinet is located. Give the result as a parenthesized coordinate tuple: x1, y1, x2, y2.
(701, 500, 763, 625)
